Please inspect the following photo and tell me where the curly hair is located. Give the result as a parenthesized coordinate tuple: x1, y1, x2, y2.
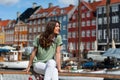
(39, 20, 60, 48)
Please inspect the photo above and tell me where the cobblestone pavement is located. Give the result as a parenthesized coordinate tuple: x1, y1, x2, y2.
(0, 74, 104, 80)
(0, 74, 36, 80)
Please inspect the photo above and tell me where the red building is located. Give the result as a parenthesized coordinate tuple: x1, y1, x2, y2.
(68, 1, 101, 57)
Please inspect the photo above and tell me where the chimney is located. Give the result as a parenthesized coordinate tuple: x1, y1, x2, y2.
(93, 0, 96, 2)
(32, 2, 37, 9)
(88, 0, 91, 3)
(17, 11, 21, 18)
(49, 3, 53, 8)
(39, 5, 43, 9)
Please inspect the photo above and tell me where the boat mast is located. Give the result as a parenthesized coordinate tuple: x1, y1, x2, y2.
(106, 0, 111, 49)
(17, 12, 22, 61)
(78, 0, 82, 67)
(17, 12, 20, 50)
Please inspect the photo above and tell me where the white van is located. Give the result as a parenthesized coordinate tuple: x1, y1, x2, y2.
(87, 50, 107, 61)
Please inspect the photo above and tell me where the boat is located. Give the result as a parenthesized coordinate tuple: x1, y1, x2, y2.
(59, 69, 105, 80)
(106, 68, 120, 75)
(0, 60, 29, 69)
(0, 49, 29, 69)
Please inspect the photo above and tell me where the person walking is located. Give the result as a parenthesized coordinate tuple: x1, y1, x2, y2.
(24, 20, 64, 80)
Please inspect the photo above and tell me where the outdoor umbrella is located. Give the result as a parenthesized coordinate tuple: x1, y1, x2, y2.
(110, 48, 120, 59)
(103, 48, 120, 59)
(1, 46, 16, 50)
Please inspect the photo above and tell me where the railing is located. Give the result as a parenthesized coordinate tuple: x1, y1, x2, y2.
(0, 70, 120, 79)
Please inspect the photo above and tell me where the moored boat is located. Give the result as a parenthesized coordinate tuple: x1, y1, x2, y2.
(0, 50, 29, 69)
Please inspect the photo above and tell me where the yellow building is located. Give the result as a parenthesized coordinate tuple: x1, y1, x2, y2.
(0, 32, 5, 44)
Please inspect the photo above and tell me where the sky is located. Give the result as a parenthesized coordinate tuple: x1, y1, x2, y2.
(0, 0, 99, 20)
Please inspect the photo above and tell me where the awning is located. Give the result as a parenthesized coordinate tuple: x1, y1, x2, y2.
(0, 48, 10, 53)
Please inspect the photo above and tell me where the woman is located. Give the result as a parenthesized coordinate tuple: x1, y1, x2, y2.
(25, 20, 63, 80)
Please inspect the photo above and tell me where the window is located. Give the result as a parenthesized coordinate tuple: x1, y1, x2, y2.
(112, 16, 119, 23)
(104, 17, 107, 24)
(112, 5, 119, 12)
(82, 31, 85, 37)
(34, 27, 37, 32)
(98, 30, 102, 40)
(42, 26, 45, 32)
(38, 27, 41, 32)
(47, 18, 51, 22)
(103, 7, 106, 13)
(68, 32, 71, 38)
(86, 12, 90, 17)
(112, 28, 119, 41)
(86, 42, 90, 50)
(63, 35, 67, 40)
(72, 14, 76, 19)
(42, 19, 45, 23)
(86, 30, 90, 37)
(68, 23, 72, 28)
(61, 9, 65, 14)
(34, 20, 36, 24)
(98, 7, 102, 14)
(37, 13, 41, 17)
(92, 30, 96, 36)
(98, 18, 102, 25)
(82, 21, 85, 27)
(62, 44, 66, 50)
(52, 11, 57, 15)
(92, 42, 94, 50)
(86, 20, 90, 26)
(63, 16, 67, 21)
(29, 21, 32, 25)
(63, 25, 67, 30)
(82, 13, 85, 18)
(81, 6, 85, 10)
(72, 32, 76, 38)
(104, 29, 107, 39)
(29, 28, 32, 33)
(72, 22, 76, 28)
(92, 20, 96, 25)
(38, 19, 41, 24)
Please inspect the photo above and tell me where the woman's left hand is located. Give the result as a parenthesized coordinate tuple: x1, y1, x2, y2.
(58, 69, 69, 73)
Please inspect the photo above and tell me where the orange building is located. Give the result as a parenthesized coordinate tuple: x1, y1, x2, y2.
(0, 20, 10, 46)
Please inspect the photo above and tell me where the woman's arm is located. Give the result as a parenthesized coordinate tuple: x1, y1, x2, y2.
(25, 47, 37, 72)
(55, 46, 61, 72)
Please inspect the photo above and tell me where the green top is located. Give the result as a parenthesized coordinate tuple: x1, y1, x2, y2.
(33, 34, 63, 64)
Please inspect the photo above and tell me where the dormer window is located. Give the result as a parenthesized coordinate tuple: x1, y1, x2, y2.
(52, 11, 56, 15)
(8, 24, 11, 27)
(61, 9, 65, 14)
(42, 12, 48, 16)
(37, 13, 41, 17)
(81, 6, 85, 10)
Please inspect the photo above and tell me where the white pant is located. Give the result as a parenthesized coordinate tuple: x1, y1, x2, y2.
(33, 59, 58, 80)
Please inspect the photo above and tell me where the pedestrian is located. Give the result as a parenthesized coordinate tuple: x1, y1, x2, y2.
(24, 20, 66, 80)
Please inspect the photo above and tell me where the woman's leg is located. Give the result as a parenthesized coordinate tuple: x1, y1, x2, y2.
(44, 59, 58, 80)
(33, 59, 58, 80)
(33, 62, 46, 75)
